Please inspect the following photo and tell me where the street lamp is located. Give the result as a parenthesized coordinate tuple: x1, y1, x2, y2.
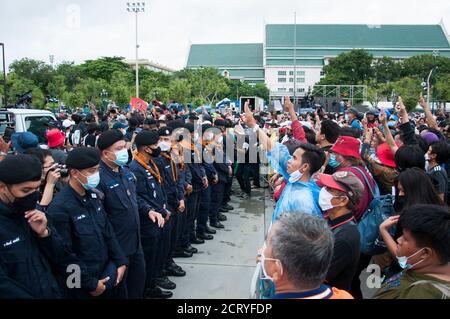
(126, 2, 146, 98)
(101, 89, 108, 112)
(0, 43, 6, 108)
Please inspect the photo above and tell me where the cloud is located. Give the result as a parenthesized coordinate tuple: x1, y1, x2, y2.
(1, 0, 449, 71)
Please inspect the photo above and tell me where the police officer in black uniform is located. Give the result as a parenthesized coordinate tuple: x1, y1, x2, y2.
(196, 124, 219, 240)
(96, 129, 146, 299)
(130, 131, 172, 299)
(0, 154, 76, 298)
(156, 127, 187, 277)
(179, 123, 208, 249)
(47, 147, 129, 299)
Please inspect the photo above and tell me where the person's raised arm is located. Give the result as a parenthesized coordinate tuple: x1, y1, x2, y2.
(243, 100, 274, 152)
(379, 109, 399, 154)
(419, 96, 438, 129)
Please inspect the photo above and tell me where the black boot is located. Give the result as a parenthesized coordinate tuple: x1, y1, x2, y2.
(190, 237, 205, 245)
(154, 277, 176, 290)
(185, 245, 198, 254)
(205, 226, 216, 234)
(144, 286, 173, 299)
(210, 221, 225, 229)
(218, 213, 227, 221)
(173, 249, 193, 258)
(197, 232, 213, 240)
(165, 265, 186, 277)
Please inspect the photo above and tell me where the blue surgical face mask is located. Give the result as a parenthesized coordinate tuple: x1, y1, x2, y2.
(259, 251, 283, 299)
(396, 248, 426, 270)
(113, 149, 129, 167)
(328, 153, 340, 168)
(77, 171, 100, 190)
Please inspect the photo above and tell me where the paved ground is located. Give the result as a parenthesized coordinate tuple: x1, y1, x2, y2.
(171, 185, 270, 299)
(171, 183, 376, 299)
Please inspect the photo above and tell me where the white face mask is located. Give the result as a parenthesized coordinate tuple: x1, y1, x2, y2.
(288, 170, 303, 183)
(319, 187, 337, 211)
(158, 141, 171, 152)
(217, 136, 224, 144)
(425, 153, 430, 171)
(193, 133, 199, 143)
(396, 248, 427, 270)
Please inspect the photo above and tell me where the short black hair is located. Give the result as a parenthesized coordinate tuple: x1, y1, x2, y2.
(320, 120, 341, 144)
(395, 145, 425, 172)
(302, 126, 317, 145)
(399, 204, 450, 264)
(340, 127, 361, 139)
(24, 148, 53, 165)
(297, 143, 326, 174)
(430, 141, 450, 165)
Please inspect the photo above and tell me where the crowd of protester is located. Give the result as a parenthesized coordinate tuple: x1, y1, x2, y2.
(0, 94, 449, 299)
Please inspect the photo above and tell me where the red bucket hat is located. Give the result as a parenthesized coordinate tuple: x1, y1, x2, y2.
(376, 143, 396, 168)
(47, 129, 65, 148)
(330, 136, 361, 160)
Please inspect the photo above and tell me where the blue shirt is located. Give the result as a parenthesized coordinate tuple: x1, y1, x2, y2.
(267, 143, 322, 223)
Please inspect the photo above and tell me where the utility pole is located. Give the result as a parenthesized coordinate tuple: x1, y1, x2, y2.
(126, 2, 146, 98)
(293, 12, 297, 108)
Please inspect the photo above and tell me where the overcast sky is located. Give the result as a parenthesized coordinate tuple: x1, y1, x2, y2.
(1, 0, 450, 72)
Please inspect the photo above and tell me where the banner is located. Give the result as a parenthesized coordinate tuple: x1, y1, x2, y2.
(130, 97, 149, 112)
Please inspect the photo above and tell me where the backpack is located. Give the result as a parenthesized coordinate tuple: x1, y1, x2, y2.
(353, 167, 396, 256)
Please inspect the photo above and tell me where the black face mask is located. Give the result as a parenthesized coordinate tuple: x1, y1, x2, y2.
(394, 195, 406, 212)
(12, 191, 39, 213)
(149, 147, 161, 158)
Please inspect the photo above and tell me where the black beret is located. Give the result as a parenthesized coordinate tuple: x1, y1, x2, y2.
(135, 131, 159, 147)
(167, 120, 185, 130)
(184, 123, 195, 133)
(0, 154, 42, 184)
(97, 130, 125, 150)
(129, 117, 141, 127)
(214, 119, 226, 127)
(66, 147, 100, 170)
(144, 118, 157, 125)
(158, 127, 173, 137)
(188, 113, 199, 120)
(202, 124, 213, 132)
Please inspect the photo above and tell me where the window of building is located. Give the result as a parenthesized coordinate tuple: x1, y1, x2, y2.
(289, 71, 294, 76)
(278, 78, 287, 83)
(289, 78, 294, 82)
(298, 88, 305, 93)
(297, 78, 305, 83)
(289, 88, 294, 92)
(278, 88, 287, 92)
(278, 71, 287, 76)
(320, 71, 325, 76)
(297, 71, 305, 76)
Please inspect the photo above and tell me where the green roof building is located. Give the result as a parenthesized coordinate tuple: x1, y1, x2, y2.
(186, 23, 450, 100)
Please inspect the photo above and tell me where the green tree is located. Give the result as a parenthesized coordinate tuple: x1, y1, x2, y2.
(55, 61, 83, 90)
(61, 91, 86, 110)
(390, 77, 421, 111)
(373, 57, 402, 83)
(47, 74, 67, 100)
(434, 74, 450, 102)
(319, 49, 374, 85)
(189, 67, 228, 105)
(401, 55, 450, 81)
(9, 58, 54, 93)
(79, 57, 131, 82)
(169, 79, 191, 104)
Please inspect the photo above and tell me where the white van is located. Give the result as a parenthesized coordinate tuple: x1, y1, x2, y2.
(0, 108, 57, 143)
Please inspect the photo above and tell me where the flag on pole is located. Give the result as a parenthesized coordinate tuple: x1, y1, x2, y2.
(130, 97, 149, 112)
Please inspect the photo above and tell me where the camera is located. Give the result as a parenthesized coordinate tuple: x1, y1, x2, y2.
(48, 164, 69, 178)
